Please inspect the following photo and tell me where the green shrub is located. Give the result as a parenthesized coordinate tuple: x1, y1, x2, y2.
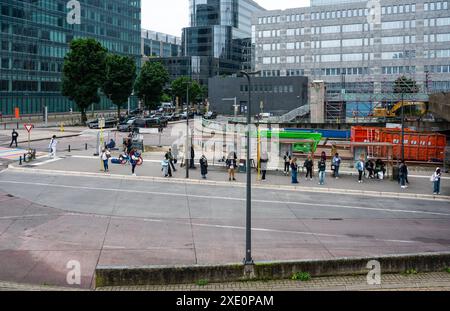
(291, 272, 311, 281)
(405, 268, 418, 275)
(196, 279, 209, 286)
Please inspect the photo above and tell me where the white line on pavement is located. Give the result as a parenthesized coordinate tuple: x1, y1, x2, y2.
(0, 180, 449, 217)
(32, 157, 63, 166)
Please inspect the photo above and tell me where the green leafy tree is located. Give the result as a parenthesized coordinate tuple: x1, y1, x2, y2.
(102, 54, 137, 120)
(134, 61, 169, 110)
(394, 76, 420, 94)
(62, 38, 107, 124)
(171, 77, 206, 105)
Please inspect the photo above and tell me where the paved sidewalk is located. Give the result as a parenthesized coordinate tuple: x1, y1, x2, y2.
(99, 272, 450, 291)
(11, 152, 449, 199)
(0, 127, 84, 145)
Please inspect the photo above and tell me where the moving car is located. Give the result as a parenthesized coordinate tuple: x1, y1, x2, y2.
(87, 118, 117, 129)
(117, 119, 135, 132)
(203, 111, 217, 120)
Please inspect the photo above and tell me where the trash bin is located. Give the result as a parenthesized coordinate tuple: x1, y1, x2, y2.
(239, 159, 246, 173)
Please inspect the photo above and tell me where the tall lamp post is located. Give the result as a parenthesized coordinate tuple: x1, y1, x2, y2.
(401, 91, 405, 161)
(184, 80, 191, 179)
(239, 70, 260, 266)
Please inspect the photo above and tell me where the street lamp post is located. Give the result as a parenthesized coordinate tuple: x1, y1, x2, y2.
(185, 81, 190, 179)
(401, 91, 405, 161)
(239, 70, 260, 266)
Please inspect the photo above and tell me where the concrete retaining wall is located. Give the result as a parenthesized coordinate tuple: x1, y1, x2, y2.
(95, 252, 450, 288)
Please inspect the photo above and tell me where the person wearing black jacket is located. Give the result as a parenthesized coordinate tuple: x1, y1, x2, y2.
(283, 151, 291, 175)
(303, 156, 313, 181)
(9, 129, 19, 148)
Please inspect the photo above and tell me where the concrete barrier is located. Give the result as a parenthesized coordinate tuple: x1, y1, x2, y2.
(95, 252, 450, 288)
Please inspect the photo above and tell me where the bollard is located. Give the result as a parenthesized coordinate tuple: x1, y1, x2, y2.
(19, 156, 22, 166)
(23, 153, 26, 163)
(16, 122, 19, 129)
(68, 145, 71, 152)
(85, 143, 88, 150)
(32, 149, 36, 160)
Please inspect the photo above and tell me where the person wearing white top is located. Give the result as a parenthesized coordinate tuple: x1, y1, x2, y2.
(48, 135, 57, 158)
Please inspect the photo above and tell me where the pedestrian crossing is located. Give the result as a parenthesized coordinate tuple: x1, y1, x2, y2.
(0, 147, 44, 161)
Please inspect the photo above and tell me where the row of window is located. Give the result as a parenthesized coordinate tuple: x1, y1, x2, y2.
(239, 84, 295, 94)
(322, 67, 369, 76)
(424, 33, 450, 42)
(424, 49, 450, 58)
(424, 17, 450, 27)
(424, 64, 450, 73)
(1, 58, 63, 72)
(381, 4, 417, 15)
(382, 66, 416, 74)
(424, 2, 449, 11)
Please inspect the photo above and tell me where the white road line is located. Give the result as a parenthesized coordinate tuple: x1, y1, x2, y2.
(32, 157, 63, 166)
(0, 180, 449, 217)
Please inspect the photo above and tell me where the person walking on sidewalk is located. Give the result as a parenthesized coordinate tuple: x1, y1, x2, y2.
(100, 148, 111, 173)
(356, 157, 365, 183)
(283, 151, 291, 175)
(304, 156, 313, 181)
(129, 148, 142, 176)
(431, 168, 442, 195)
(48, 135, 58, 158)
(162, 154, 172, 177)
(226, 151, 237, 181)
(9, 129, 19, 148)
(190, 145, 196, 169)
(332, 153, 342, 179)
(166, 148, 177, 172)
(260, 151, 269, 181)
(318, 158, 326, 185)
(200, 154, 208, 179)
(399, 160, 408, 189)
(291, 158, 299, 184)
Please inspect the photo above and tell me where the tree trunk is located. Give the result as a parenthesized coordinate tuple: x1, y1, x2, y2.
(117, 104, 121, 123)
(81, 108, 87, 125)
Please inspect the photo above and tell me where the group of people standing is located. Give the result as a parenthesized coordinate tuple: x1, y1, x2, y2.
(286, 151, 340, 186)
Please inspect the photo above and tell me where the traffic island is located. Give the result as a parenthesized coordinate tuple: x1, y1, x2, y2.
(95, 252, 450, 288)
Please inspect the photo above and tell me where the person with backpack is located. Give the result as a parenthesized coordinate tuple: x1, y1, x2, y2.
(318, 158, 326, 185)
(332, 153, 342, 179)
(356, 157, 365, 183)
(291, 158, 299, 184)
(9, 129, 19, 148)
(100, 148, 111, 173)
(283, 151, 291, 175)
(304, 155, 313, 181)
(200, 154, 208, 179)
(431, 168, 442, 195)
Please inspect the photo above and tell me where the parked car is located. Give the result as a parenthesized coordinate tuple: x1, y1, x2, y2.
(87, 118, 117, 129)
(117, 119, 135, 132)
(203, 111, 217, 120)
(130, 118, 165, 132)
(180, 112, 194, 120)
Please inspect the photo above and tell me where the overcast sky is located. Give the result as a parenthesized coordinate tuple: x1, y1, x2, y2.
(142, 0, 310, 37)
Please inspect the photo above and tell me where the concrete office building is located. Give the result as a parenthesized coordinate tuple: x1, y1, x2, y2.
(0, 0, 141, 116)
(141, 29, 181, 58)
(149, 0, 265, 86)
(253, 0, 450, 121)
(208, 76, 308, 116)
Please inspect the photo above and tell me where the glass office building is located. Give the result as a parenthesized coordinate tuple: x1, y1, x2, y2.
(142, 29, 181, 58)
(0, 0, 141, 116)
(149, 0, 264, 87)
(253, 0, 450, 105)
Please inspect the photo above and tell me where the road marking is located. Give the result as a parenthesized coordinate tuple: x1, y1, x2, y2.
(0, 180, 449, 217)
(32, 157, 63, 166)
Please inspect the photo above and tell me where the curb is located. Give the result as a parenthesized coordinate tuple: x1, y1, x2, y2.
(5, 165, 450, 202)
(94, 252, 450, 288)
(5, 164, 450, 202)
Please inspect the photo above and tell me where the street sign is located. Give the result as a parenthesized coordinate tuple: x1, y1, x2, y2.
(24, 124, 33, 133)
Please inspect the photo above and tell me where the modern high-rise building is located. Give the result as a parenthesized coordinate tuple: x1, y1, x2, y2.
(0, 0, 141, 116)
(148, 0, 265, 86)
(253, 0, 450, 121)
(141, 29, 181, 59)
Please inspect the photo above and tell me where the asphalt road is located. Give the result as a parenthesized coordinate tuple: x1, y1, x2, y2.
(0, 169, 449, 289)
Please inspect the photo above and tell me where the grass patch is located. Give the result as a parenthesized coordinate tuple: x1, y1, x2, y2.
(291, 272, 311, 281)
(445, 267, 450, 273)
(196, 279, 209, 287)
(404, 268, 418, 275)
